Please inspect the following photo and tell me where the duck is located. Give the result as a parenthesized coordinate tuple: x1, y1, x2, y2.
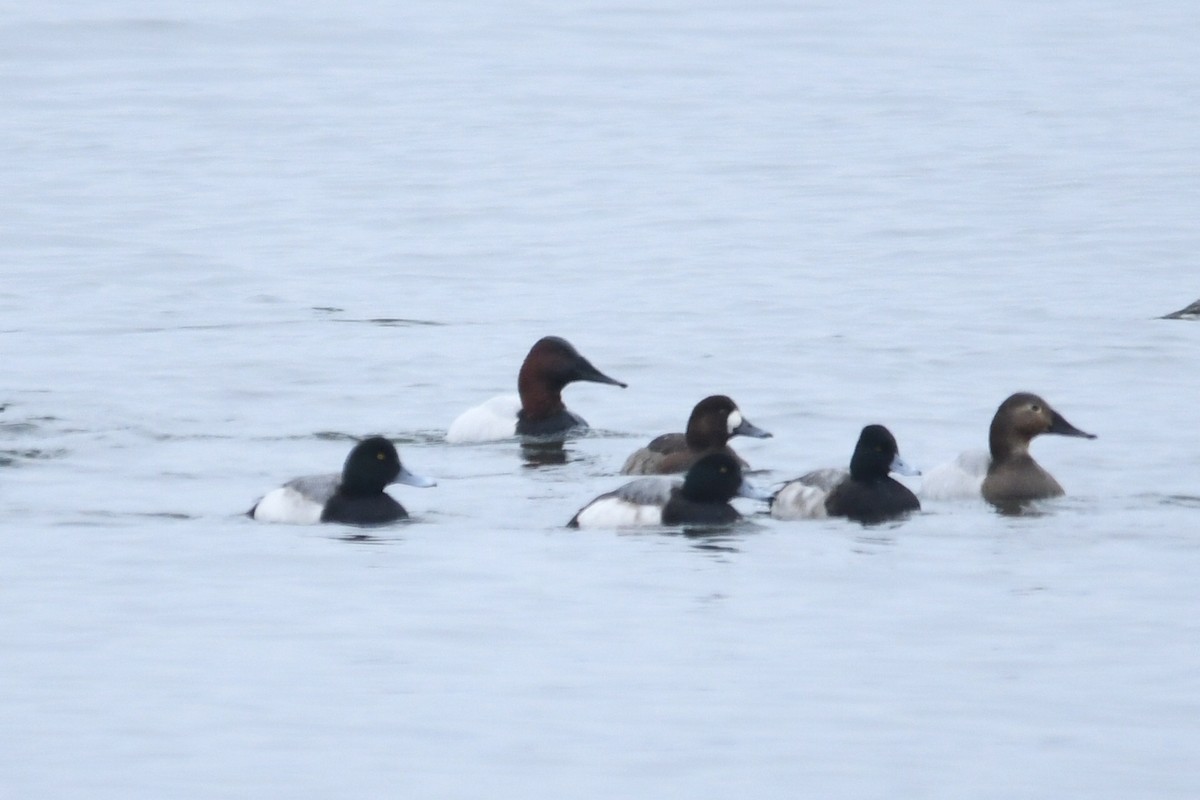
(568, 451, 772, 528)
(771, 424, 921, 524)
(621, 395, 772, 475)
(1162, 298, 1200, 320)
(249, 436, 435, 525)
(446, 336, 626, 442)
(920, 392, 1096, 511)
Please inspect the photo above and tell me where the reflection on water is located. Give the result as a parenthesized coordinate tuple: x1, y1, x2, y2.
(1158, 494, 1200, 509)
(677, 525, 747, 554)
(521, 440, 570, 467)
(1, 448, 69, 466)
(331, 530, 404, 545)
(990, 500, 1058, 519)
(0, 414, 66, 466)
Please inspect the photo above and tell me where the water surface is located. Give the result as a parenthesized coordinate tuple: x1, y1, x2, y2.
(2, 1, 1198, 797)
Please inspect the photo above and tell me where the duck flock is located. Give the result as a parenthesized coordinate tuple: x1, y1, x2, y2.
(249, 335, 1097, 529)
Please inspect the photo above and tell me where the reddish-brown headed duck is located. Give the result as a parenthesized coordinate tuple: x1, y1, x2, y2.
(447, 336, 626, 442)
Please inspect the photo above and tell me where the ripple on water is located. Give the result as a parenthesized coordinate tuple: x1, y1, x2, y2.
(0, 448, 70, 466)
(1156, 493, 1200, 509)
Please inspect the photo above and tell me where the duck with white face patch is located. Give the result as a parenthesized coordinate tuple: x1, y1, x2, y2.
(620, 395, 772, 475)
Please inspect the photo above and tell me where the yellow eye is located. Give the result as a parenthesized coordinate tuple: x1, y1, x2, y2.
(376, 452, 386, 460)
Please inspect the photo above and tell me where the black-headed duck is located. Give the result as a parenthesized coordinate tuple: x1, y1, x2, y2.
(249, 436, 435, 525)
(771, 424, 921, 524)
(568, 452, 772, 528)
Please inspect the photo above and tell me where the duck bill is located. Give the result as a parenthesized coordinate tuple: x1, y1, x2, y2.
(736, 478, 774, 502)
(394, 465, 437, 488)
(1048, 410, 1096, 439)
(574, 358, 627, 388)
(889, 454, 921, 477)
(731, 417, 772, 439)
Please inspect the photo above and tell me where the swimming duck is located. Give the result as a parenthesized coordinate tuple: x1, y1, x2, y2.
(1162, 298, 1200, 320)
(621, 395, 772, 475)
(771, 424, 921, 524)
(447, 336, 626, 442)
(920, 392, 1096, 511)
(249, 436, 435, 525)
(568, 451, 772, 528)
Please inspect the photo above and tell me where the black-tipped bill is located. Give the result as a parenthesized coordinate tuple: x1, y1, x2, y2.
(394, 465, 437, 488)
(737, 477, 774, 502)
(1048, 410, 1096, 440)
(576, 361, 627, 388)
(731, 417, 772, 439)
(889, 453, 921, 477)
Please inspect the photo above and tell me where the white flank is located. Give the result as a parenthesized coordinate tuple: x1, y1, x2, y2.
(919, 450, 990, 501)
(252, 486, 324, 524)
(770, 481, 830, 520)
(573, 497, 664, 528)
(446, 394, 522, 442)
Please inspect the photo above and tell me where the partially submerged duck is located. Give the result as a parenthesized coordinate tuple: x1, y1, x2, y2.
(621, 395, 771, 475)
(447, 336, 626, 442)
(1162, 298, 1200, 320)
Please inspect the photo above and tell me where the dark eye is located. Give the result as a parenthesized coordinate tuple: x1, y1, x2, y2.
(1031, 404, 1041, 413)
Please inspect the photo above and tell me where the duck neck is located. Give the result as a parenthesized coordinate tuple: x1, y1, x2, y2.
(989, 425, 1029, 463)
(518, 371, 565, 422)
(685, 415, 727, 449)
(847, 454, 886, 485)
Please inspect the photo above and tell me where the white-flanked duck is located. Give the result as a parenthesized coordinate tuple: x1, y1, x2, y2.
(921, 392, 1096, 512)
(568, 452, 772, 528)
(772, 424, 921, 524)
(250, 436, 435, 525)
(447, 336, 626, 442)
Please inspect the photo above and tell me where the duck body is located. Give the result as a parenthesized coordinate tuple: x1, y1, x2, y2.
(772, 425, 920, 524)
(447, 336, 625, 442)
(621, 395, 771, 475)
(921, 392, 1095, 512)
(250, 436, 435, 525)
(1162, 298, 1200, 320)
(824, 471, 920, 524)
(569, 452, 771, 528)
(981, 453, 1064, 508)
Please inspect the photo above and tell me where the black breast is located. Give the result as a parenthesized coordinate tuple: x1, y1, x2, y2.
(516, 408, 588, 438)
(661, 490, 741, 525)
(320, 492, 408, 525)
(825, 478, 919, 524)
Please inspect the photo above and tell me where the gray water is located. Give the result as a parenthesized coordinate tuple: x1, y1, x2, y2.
(2, 1, 1199, 797)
